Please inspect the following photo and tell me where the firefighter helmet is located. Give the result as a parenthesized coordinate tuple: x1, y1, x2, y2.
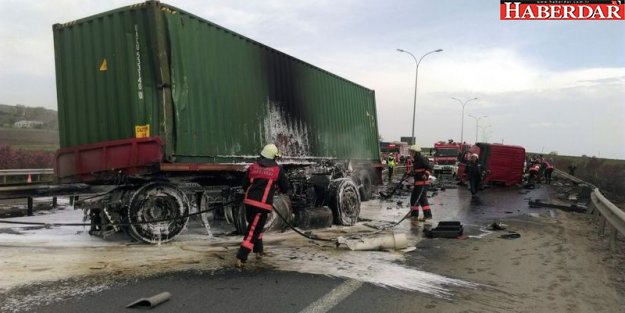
(409, 145, 421, 152)
(260, 144, 281, 159)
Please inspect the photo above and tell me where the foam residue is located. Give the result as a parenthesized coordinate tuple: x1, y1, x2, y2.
(1, 281, 110, 313)
(264, 246, 479, 298)
(263, 99, 311, 157)
(0, 200, 479, 302)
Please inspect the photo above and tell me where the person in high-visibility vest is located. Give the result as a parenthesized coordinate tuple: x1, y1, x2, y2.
(236, 144, 290, 268)
(408, 145, 433, 222)
(387, 153, 397, 182)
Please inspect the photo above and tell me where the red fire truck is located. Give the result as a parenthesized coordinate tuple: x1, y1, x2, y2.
(432, 141, 462, 176)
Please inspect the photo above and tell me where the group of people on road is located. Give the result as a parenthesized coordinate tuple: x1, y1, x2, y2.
(385, 147, 488, 220)
(525, 155, 555, 188)
(236, 143, 563, 267)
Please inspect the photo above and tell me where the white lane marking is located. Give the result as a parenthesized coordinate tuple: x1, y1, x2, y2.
(298, 279, 364, 313)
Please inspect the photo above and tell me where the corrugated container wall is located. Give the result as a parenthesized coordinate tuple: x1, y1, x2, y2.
(53, 1, 380, 164)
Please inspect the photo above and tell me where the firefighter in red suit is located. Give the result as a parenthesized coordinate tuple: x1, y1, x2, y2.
(236, 144, 290, 267)
(408, 145, 434, 222)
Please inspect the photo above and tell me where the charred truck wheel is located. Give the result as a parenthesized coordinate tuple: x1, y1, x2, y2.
(126, 183, 190, 244)
(232, 194, 294, 235)
(327, 178, 361, 225)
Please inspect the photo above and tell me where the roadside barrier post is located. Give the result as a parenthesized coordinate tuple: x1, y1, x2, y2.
(609, 227, 617, 251)
(599, 217, 606, 236)
(27, 196, 34, 216)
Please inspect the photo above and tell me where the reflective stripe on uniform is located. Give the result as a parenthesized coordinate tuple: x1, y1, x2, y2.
(241, 213, 261, 250)
(243, 198, 273, 211)
(261, 179, 274, 203)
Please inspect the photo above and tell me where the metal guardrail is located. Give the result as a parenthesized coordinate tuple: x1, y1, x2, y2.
(554, 169, 624, 251)
(553, 168, 594, 187)
(0, 169, 54, 175)
(0, 168, 54, 184)
(592, 189, 625, 251)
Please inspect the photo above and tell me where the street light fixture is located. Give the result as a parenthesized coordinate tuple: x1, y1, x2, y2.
(468, 114, 487, 143)
(396, 48, 443, 144)
(451, 97, 478, 145)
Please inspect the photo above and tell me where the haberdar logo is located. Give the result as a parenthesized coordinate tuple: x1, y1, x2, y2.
(500, 0, 625, 20)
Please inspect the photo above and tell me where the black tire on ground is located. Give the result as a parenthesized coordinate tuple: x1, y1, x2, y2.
(327, 178, 361, 225)
(126, 183, 190, 244)
(232, 194, 294, 235)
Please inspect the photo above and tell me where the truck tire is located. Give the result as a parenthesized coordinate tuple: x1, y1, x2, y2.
(327, 178, 361, 226)
(126, 183, 190, 244)
(232, 194, 294, 235)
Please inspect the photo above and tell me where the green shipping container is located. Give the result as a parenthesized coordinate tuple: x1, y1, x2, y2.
(53, 1, 380, 165)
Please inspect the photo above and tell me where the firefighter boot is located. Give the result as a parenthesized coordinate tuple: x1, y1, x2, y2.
(235, 257, 245, 268)
(422, 210, 433, 225)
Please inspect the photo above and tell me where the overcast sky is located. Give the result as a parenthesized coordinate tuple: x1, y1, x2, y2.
(1, 0, 624, 159)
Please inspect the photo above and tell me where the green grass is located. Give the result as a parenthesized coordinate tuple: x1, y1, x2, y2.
(547, 154, 625, 203)
(0, 127, 59, 150)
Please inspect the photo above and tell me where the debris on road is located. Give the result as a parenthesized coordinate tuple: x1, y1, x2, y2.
(499, 231, 521, 240)
(337, 232, 408, 251)
(423, 221, 464, 239)
(528, 199, 587, 213)
(487, 221, 507, 231)
(126, 291, 171, 309)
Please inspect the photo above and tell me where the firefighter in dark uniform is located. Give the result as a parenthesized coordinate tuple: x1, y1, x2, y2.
(236, 144, 290, 267)
(466, 153, 484, 202)
(408, 145, 434, 222)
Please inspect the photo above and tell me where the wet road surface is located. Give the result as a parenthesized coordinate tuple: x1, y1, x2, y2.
(1, 178, 624, 313)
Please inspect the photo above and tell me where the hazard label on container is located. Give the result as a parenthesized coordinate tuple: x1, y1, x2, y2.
(99, 59, 108, 71)
(135, 125, 150, 138)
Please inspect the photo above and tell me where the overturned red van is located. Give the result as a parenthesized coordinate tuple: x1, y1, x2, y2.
(458, 143, 526, 186)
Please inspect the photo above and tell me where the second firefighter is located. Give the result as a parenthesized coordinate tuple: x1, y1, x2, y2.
(408, 145, 434, 222)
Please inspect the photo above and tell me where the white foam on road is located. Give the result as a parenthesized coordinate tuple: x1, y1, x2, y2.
(0, 206, 479, 300)
(0, 208, 116, 247)
(265, 245, 479, 298)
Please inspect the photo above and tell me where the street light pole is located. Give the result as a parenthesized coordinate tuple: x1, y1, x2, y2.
(451, 97, 477, 145)
(397, 48, 443, 144)
(479, 124, 492, 142)
(468, 114, 487, 143)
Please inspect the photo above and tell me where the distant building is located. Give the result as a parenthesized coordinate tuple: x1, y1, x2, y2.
(14, 120, 43, 128)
